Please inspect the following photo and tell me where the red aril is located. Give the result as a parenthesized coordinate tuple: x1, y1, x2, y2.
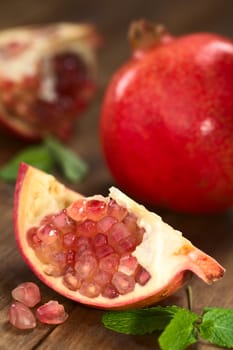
(100, 20, 233, 213)
(14, 163, 225, 310)
(8, 301, 36, 329)
(11, 282, 41, 307)
(36, 300, 68, 325)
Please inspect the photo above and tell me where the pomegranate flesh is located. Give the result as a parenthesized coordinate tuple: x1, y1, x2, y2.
(0, 23, 100, 140)
(100, 20, 233, 213)
(14, 163, 225, 310)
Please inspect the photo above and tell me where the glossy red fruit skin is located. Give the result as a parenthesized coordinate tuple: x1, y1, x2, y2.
(100, 31, 233, 213)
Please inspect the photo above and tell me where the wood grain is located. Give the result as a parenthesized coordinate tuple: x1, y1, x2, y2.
(0, 1, 233, 349)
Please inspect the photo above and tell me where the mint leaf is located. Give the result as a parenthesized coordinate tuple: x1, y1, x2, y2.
(159, 308, 198, 350)
(199, 307, 233, 348)
(102, 306, 180, 335)
(0, 145, 54, 182)
(44, 136, 88, 183)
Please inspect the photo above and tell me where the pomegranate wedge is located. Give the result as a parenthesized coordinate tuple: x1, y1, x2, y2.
(14, 163, 225, 310)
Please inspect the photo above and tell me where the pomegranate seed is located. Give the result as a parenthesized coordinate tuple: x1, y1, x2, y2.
(41, 214, 53, 225)
(36, 300, 68, 325)
(95, 244, 114, 259)
(63, 272, 82, 291)
(76, 235, 91, 245)
(107, 200, 127, 221)
(118, 255, 138, 275)
(135, 227, 145, 245)
(92, 233, 108, 247)
(102, 284, 119, 299)
(79, 281, 101, 298)
(11, 282, 41, 307)
(74, 254, 98, 279)
(76, 219, 97, 237)
(108, 222, 131, 248)
(123, 213, 138, 232)
(37, 224, 59, 244)
(115, 235, 137, 255)
(112, 271, 135, 295)
(66, 250, 76, 266)
(52, 209, 75, 232)
(27, 227, 41, 247)
(9, 302, 36, 329)
(96, 216, 118, 233)
(34, 245, 52, 264)
(67, 199, 87, 221)
(85, 199, 107, 221)
(99, 253, 119, 274)
(135, 266, 151, 286)
(43, 264, 64, 277)
(75, 236, 93, 258)
(93, 270, 111, 286)
(63, 232, 77, 248)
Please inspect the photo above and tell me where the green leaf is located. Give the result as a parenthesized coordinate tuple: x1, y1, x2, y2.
(159, 308, 198, 350)
(0, 145, 54, 182)
(44, 136, 88, 183)
(199, 307, 233, 348)
(102, 306, 180, 335)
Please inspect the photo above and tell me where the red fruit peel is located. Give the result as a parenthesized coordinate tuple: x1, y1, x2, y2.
(100, 20, 233, 213)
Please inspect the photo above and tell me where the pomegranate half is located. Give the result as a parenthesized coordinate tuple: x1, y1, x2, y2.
(14, 163, 224, 309)
(0, 23, 100, 141)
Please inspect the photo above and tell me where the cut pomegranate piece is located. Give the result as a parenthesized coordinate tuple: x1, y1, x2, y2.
(112, 271, 135, 295)
(9, 302, 36, 329)
(0, 23, 100, 140)
(36, 300, 68, 325)
(14, 164, 225, 310)
(11, 282, 41, 307)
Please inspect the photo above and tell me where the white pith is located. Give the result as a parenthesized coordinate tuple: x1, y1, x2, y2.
(15, 164, 224, 309)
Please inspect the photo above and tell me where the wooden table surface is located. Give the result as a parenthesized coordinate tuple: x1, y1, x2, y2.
(0, 1, 233, 349)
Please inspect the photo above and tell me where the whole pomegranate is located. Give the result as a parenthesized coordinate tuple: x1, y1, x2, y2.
(100, 20, 233, 214)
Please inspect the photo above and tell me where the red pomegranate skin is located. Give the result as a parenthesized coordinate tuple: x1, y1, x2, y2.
(100, 30, 233, 213)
